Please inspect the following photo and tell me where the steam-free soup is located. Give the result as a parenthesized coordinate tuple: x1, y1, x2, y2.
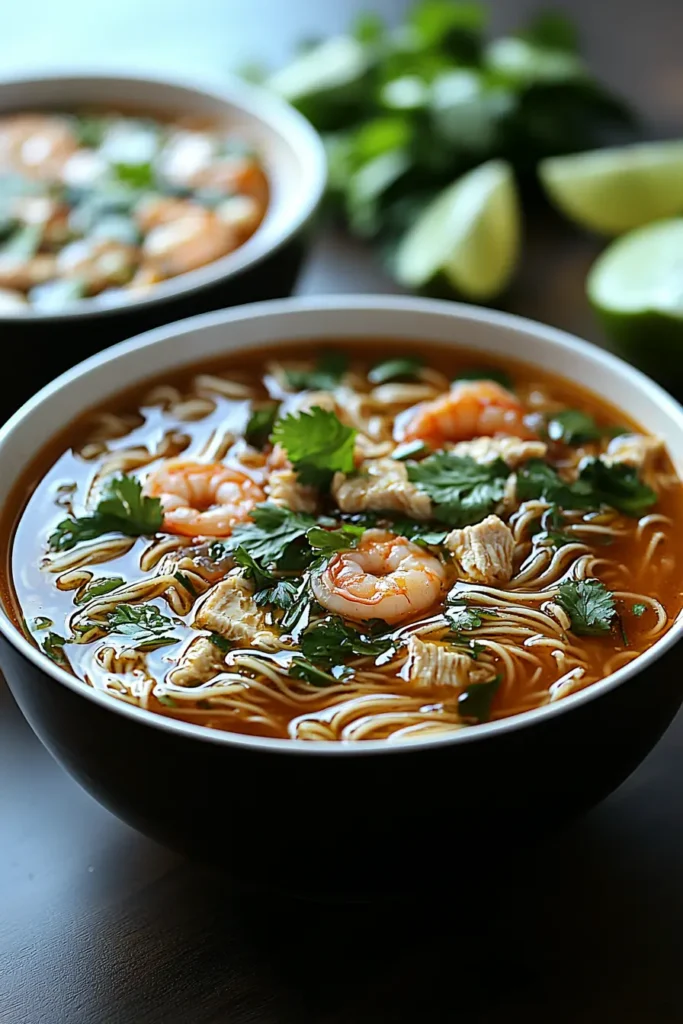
(6, 340, 683, 742)
(0, 111, 268, 312)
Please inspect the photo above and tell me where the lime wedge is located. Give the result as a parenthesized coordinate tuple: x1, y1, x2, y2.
(267, 37, 369, 114)
(394, 160, 521, 301)
(540, 141, 683, 236)
(588, 218, 683, 383)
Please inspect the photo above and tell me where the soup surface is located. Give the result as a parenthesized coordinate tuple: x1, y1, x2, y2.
(0, 111, 268, 313)
(6, 340, 683, 743)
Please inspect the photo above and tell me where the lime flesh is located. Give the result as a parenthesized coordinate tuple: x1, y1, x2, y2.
(394, 159, 520, 301)
(540, 141, 683, 236)
(588, 218, 683, 384)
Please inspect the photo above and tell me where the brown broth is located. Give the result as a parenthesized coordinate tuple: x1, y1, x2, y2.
(3, 338, 683, 742)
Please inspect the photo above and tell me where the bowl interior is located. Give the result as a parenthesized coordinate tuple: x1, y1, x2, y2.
(1, 295, 682, 753)
(0, 73, 326, 319)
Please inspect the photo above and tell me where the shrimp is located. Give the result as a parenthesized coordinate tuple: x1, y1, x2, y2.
(0, 114, 78, 179)
(401, 380, 536, 446)
(141, 206, 235, 278)
(311, 529, 447, 625)
(144, 459, 265, 537)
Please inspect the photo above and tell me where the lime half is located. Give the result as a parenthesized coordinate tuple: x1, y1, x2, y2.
(588, 218, 683, 384)
(540, 141, 683, 236)
(394, 159, 520, 301)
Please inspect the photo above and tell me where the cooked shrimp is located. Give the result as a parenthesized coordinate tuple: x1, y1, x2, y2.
(401, 380, 536, 445)
(144, 459, 265, 537)
(0, 114, 78, 179)
(311, 529, 446, 625)
(56, 238, 139, 293)
(141, 207, 235, 278)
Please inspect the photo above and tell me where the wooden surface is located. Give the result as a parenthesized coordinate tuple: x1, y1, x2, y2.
(3, 3, 683, 1022)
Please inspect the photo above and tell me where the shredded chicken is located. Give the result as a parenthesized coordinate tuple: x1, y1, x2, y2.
(403, 634, 494, 688)
(445, 514, 515, 584)
(193, 571, 280, 650)
(447, 435, 547, 468)
(332, 457, 432, 519)
(167, 635, 227, 687)
(266, 467, 318, 513)
(602, 433, 664, 472)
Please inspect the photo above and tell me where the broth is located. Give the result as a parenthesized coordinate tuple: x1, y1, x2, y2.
(4, 338, 683, 743)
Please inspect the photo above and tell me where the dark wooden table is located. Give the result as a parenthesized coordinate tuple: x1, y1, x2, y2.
(3, 3, 683, 1022)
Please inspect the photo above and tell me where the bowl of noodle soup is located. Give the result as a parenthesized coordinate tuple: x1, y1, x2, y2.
(0, 295, 682, 898)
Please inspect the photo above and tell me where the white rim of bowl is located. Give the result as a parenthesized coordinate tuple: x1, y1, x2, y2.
(0, 69, 327, 321)
(1, 294, 682, 756)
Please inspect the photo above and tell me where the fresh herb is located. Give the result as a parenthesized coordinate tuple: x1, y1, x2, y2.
(271, 407, 356, 488)
(245, 403, 279, 448)
(300, 615, 393, 666)
(289, 657, 345, 687)
(458, 676, 501, 723)
(48, 475, 162, 552)
(173, 571, 197, 597)
(454, 367, 513, 390)
(41, 631, 69, 667)
(157, 694, 180, 708)
(208, 632, 232, 653)
(632, 602, 647, 617)
(516, 459, 592, 509)
(556, 579, 616, 636)
(228, 504, 316, 566)
(112, 161, 155, 189)
(206, 540, 231, 562)
(444, 600, 487, 631)
(233, 546, 278, 590)
(390, 519, 449, 546)
(578, 459, 657, 517)
(547, 409, 602, 445)
(285, 350, 348, 391)
(254, 578, 301, 612)
(306, 524, 362, 553)
(31, 616, 53, 631)
(368, 356, 423, 384)
(74, 576, 125, 606)
(407, 452, 508, 526)
(616, 613, 629, 647)
(391, 439, 430, 461)
(105, 603, 177, 649)
(74, 115, 110, 147)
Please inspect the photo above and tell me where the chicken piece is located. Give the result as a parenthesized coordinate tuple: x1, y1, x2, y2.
(447, 436, 548, 468)
(445, 514, 514, 585)
(404, 634, 494, 689)
(332, 458, 432, 519)
(602, 433, 664, 473)
(193, 571, 280, 650)
(267, 467, 318, 514)
(167, 635, 227, 687)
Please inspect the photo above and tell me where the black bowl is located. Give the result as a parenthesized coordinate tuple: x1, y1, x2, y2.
(0, 72, 326, 411)
(1, 297, 681, 900)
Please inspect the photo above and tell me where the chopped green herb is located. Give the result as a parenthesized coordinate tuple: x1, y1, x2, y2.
(556, 579, 616, 636)
(206, 540, 231, 562)
(271, 407, 356, 488)
(245, 403, 279, 448)
(390, 519, 449, 546)
(254, 578, 301, 612)
(578, 459, 657, 517)
(157, 694, 179, 708)
(233, 546, 278, 589)
(173, 571, 197, 598)
(285, 350, 348, 391)
(31, 616, 53, 631)
(458, 676, 501, 723)
(112, 161, 155, 189)
(74, 576, 125, 606)
(41, 631, 69, 667)
(547, 409, 602, 445)
(48, 475, 162, 552)
(300, 615, 393, 666)
(407, 453, 508, 526)
(289, 657, 346, 687)
(516, 459, 593, 509)
(632, 602, 647, 617)
(444, 600, 486, 631)
(368, 356, 423, 384)
(454, 367, 513, 390)
(208, 632, 232, 653)
(306, 525, 362, 553)
(228, 503, 315, 566)
(105, 603, 176, 648)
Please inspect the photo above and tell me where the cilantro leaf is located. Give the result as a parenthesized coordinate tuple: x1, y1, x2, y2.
(444, 601, 486, 631)
(228, 503, 315, 566)
(390, 519, 449, 546)
(632, 602, 647, 617)
(368, 356, 423, 384)
(289, 657, 346, 687)
(454, 367, 513, 390)
(245, 403, 279, 449)
(458, 677, 501, 723)
(547, 409, 602, 445)
(300, 615, 393, 666)
(516, 459, 594, 509)
(105, 603, 177, 649)
(208, 632, 232, 653)
(173, 570, 198, 597)
(233, 546, 278, 589)
(578, 459, 657, 517)
(271, 407, 356, 488)
(285, 350, 348, 391)
(556, 579, 616, 636)
(112, 160, 155, 189)
(407, 453, 508, 526)
(74, 576, 125, 605)
(48, 475, 163, 552)
(41, 631, 69, 668)
(306, 525, 362, 553)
